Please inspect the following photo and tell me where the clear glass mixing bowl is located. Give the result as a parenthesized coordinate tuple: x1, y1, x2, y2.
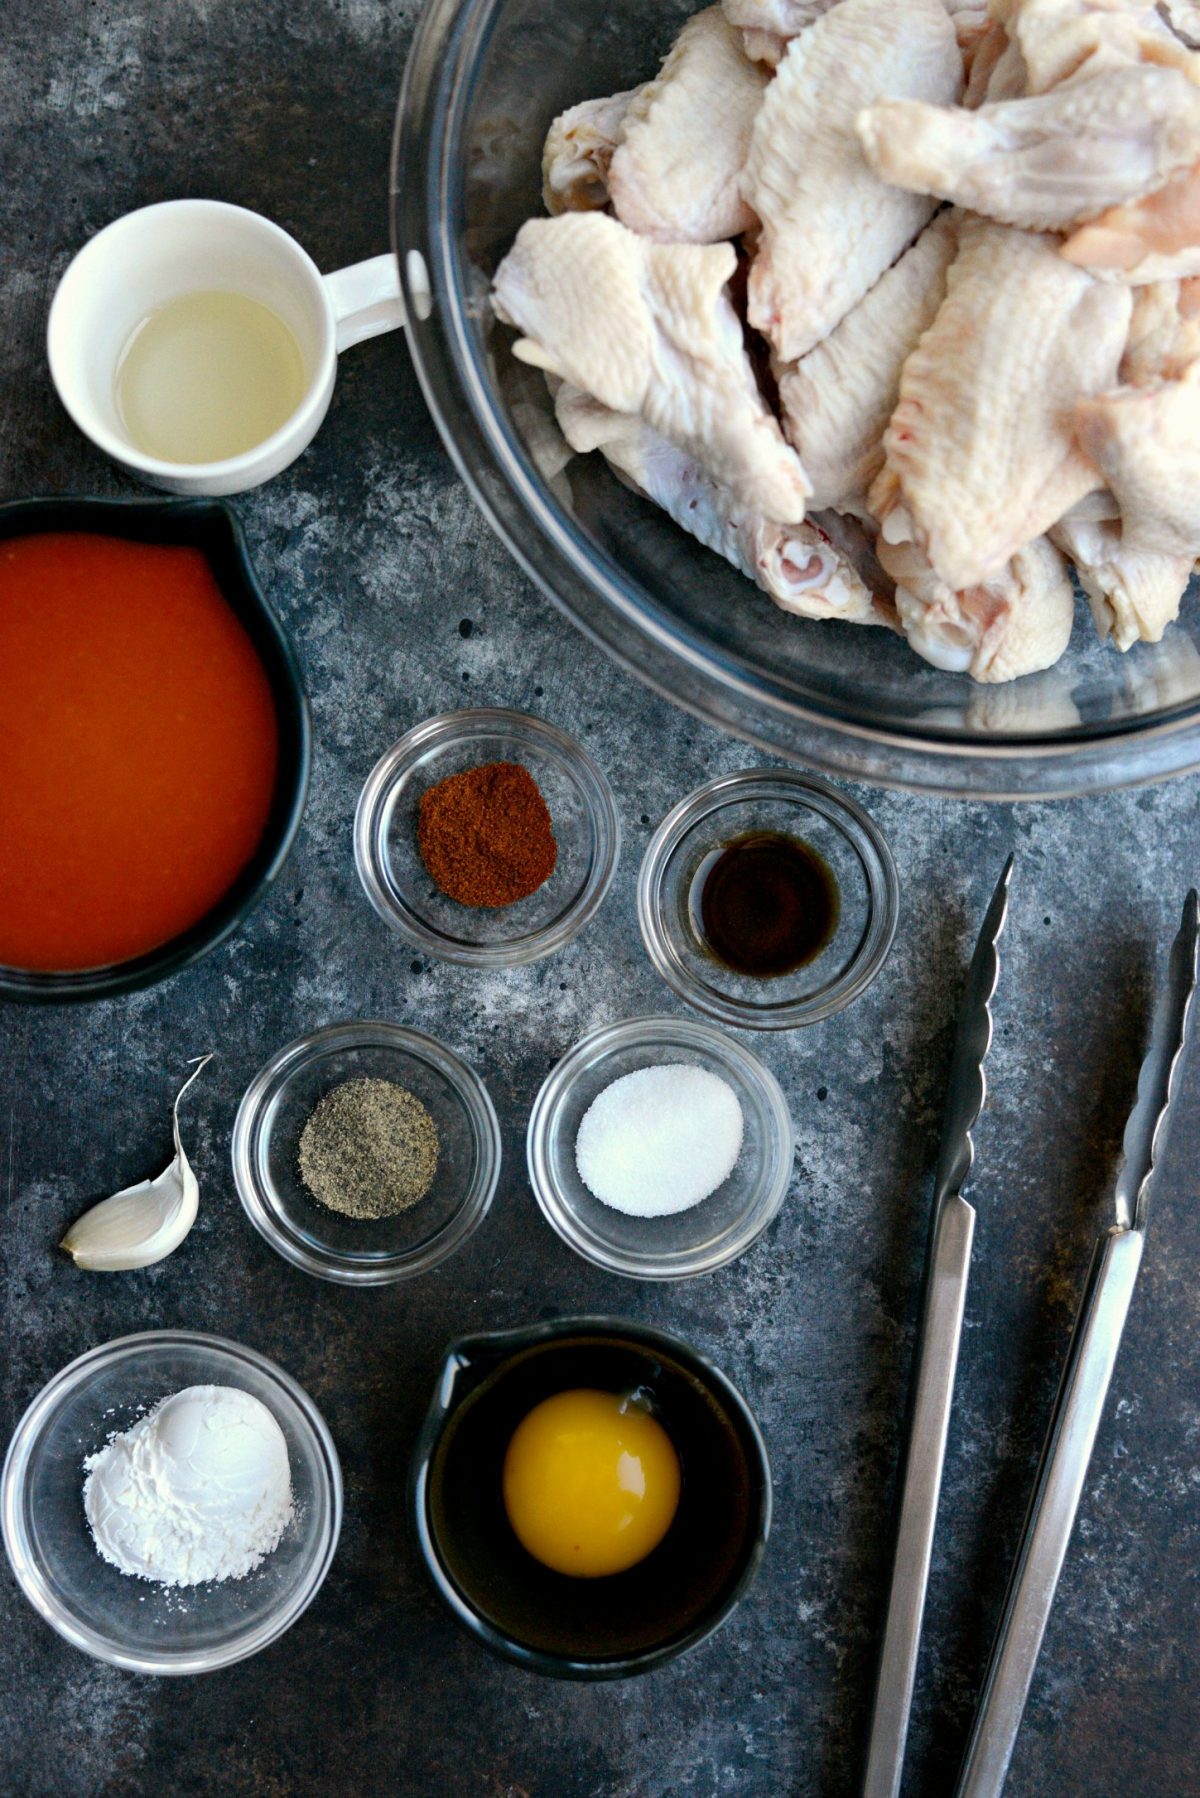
(2, 1331, 342, 1674)
(391, 0, 1200, 799)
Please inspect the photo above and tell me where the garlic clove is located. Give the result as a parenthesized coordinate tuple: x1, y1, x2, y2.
(60, 1171, 197, 1270)
(60, 1055, 212, 1272)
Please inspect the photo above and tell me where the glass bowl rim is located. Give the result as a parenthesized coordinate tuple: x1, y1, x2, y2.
(0, 1328, 343, 1675)
(231, 1018, 503, 1285)
(525, 1013, 795, 1280)
(409, 1312, 773, 1678)
(637, 767, 899, 1029)
(391, 0, 1200, 799)
(353, 706, 621, 967)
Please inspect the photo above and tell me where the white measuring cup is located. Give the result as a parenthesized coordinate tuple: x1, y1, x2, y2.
(47, 199, 406, 496)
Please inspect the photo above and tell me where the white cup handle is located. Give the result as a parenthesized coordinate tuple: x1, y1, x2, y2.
(323, 253, 406, 352)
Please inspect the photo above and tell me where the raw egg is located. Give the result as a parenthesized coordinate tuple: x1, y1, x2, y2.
(502, 1388, 681, 1578)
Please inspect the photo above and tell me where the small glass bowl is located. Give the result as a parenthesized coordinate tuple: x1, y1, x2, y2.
(526, 1016, 794, 1280)
(638, 769, 899, 1030)
(1, 1330, 341, 1675)
(354, 707, 620, 967)
(231, 1020, 501, 1285)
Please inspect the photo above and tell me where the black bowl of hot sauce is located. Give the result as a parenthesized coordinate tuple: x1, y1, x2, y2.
(0, 496, 310, 1002)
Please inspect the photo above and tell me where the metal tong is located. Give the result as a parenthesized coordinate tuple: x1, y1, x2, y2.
(862, 858, 1013, 1798)
(954, 889, 1199, 1798)
(862, 875, 1199, 1798)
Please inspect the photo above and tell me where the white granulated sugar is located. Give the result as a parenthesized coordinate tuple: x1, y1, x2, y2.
(574, 1063, 744, 1217)
(83, 1384, 294, 1587)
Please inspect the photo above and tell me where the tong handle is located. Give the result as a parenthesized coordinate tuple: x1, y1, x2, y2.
(863, 1193, 976, 1798)
(955, 1226, 1145, 1798)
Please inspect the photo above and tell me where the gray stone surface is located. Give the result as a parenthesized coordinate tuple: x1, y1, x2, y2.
(1, 3, 1199, 1794)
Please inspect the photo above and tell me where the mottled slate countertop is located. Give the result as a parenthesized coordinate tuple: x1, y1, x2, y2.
(2, 4, 1198, 1794)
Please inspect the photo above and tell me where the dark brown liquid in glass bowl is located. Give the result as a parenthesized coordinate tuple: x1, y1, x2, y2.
(691, 831, 839, 978)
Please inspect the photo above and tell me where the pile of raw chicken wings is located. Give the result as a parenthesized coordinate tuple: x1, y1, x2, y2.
(493, 0, 1200, 684)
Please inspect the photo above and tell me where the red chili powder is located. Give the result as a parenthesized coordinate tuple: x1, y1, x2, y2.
(417, 761, 557, 908)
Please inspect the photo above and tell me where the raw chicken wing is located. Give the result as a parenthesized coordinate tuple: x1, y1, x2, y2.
(554, 386, 887, 622)
(542, 89, 641, 214)
(720, 0, 836, 63)
(742, 0, 962, 363)
(778, 213, 958, 515)
(492, 212, 810, 522)
(739, 30, 788, 63)
(994, 0, 1200, 93)
(1120, 276, 1200, 378)
(953, 5, 994, 68)
(871, 219, 1131, 589)
(1074, 365, 1200, 551)
(760, 513, 893, 622)
(1049, 514, 1192, 643)
(609, 9, 768, 244)
(880, 532, 1077, 682)
(963, 21, 1028, 106)
(721, 0, 834, 32)
(857, 67, 1200, 232)
(1062, 156, 1200, 278)
(1058, 489, 1121, 521)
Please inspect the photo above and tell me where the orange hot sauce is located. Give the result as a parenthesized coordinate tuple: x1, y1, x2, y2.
(0, 531, 281, 972)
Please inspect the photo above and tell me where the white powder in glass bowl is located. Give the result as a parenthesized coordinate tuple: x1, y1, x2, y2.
(83, 1384, 294, 1587)
(574, 1063, 744, 1217)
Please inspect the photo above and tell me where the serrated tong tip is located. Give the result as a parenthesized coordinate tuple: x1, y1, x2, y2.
(1114, 888, 1199, 1232)
(934, 854, 1013, 1208)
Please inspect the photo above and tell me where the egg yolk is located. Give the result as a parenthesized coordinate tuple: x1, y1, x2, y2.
(502, 1388, 681, 1578)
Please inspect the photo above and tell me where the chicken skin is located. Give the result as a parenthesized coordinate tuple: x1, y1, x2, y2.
(1162, 0, 1200, 50)
(963, 21, 1028, 107)
(858, 66, 1200, 232)
(609, 8, 768, 244)
(777, 213, 957, 516)
(1062, 155, 1200, 278)
(742, 0, 962, 363)
(720, 0, 836, 65)
(542, 89, 641, 215)
(1120, 275, 1200, 379)
(993, 0, 1200, 94)
(1075, 365, 1200, 552)
(492, 213, 810, 523)
(554, 385, 887, 623)
(1050, 514, 1193, 644)
(871, 219, 1131, 589)
(880, 531, 1077, 682)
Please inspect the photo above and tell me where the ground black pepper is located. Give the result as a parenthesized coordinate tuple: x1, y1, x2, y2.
(297, 1077, 439, 1220)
